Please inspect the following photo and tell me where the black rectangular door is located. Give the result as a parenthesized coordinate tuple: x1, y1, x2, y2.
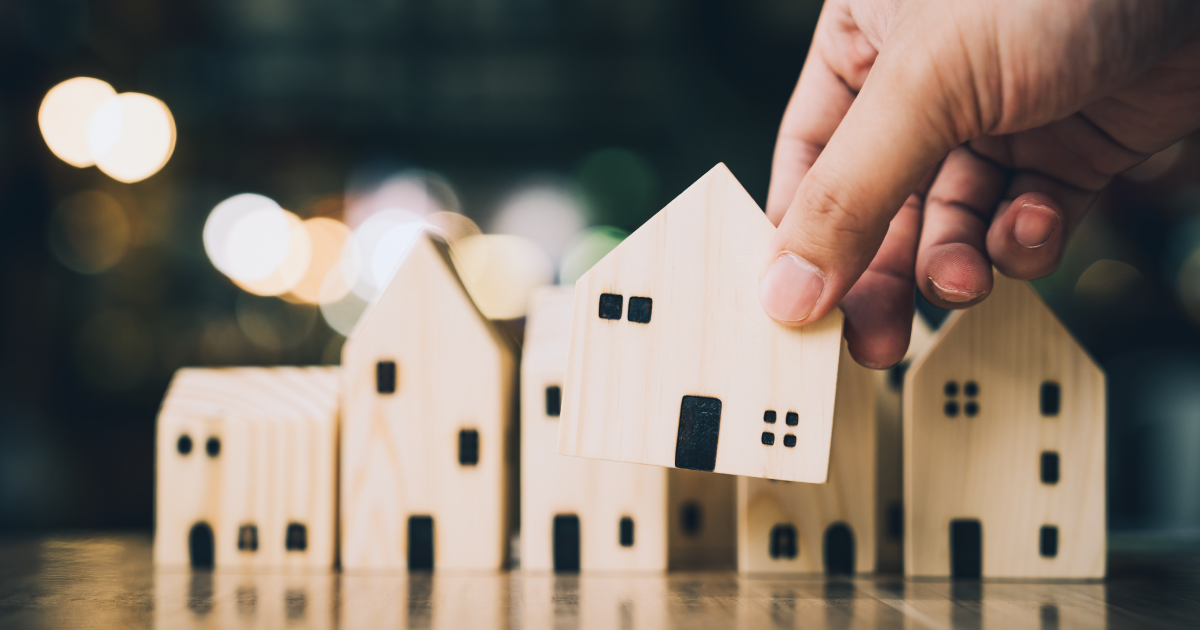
(408, 515, 434, 570)
(675, 395, 722, 471)
(553, 514, 581, 572)
(950, 519, 982, 578)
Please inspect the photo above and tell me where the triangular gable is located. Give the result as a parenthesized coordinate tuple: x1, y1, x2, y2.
(560, 163, 844, 483)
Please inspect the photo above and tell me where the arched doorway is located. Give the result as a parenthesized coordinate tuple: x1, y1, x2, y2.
(823, 522, 855, 575)
(189, 522, 215, 568)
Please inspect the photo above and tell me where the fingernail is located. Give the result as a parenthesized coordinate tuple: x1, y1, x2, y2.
(759, 252, 826, 322)
(1013, 203, 1059, 248)
(929, 277, 986, 303)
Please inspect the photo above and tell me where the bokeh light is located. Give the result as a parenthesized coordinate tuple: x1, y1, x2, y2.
(491, 181, 586, 264)
(47, 190, 131, 274)
(426, 211, 481, 245)
(558, 226, 628, 285)
(346, 209, 428, 300)
(576, 147, 658, 230)
(235, 210, 312, 297)
(345, 169, 460, 229)
(38, 77, 116, 168)
(453, 234, 554, 320)
(86, 92, 176, 183)
(1075, 259, 1143, 301)
(289, 218, 353, 304)
(204, 194, 287, 280)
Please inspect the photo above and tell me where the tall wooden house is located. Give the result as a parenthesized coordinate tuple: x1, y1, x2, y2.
(904, 273, 1105, 579)
(521, 287, 667, 572)
(154, 367, 338, 570)
(340, 234, 518, 571)
(558, 164, 844, 483)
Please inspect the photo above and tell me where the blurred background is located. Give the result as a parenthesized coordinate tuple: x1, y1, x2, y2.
(0, 0, 1196, 551)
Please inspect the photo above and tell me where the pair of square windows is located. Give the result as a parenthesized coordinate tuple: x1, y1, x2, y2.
(235, 523, 307, 552)
(598, 293, 652, 323)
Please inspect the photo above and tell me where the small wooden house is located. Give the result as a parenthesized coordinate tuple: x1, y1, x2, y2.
(668, 468, 737, 570)
(521, 287, 667, 572)
(558, 164, 844, 483)
(340, 234, 517, 571)
(154, 366, 338, 570)
(904, 273, 1105, 579)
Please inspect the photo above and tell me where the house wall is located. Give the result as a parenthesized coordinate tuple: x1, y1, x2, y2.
(522, 287, 667, 571)
(904, 275, 1106, 579)
(737, 342, 877, 574)
(340, 237, 516, 570)
(668, 468, 737, 570)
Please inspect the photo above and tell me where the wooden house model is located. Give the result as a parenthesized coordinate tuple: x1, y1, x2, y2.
(154, 366, 338, 570)
(735, 315, 933, 575)
(521, 287, 667, 572)
(558, 164, 844, 483)
(340, 233, 517, 571)
(668, 468, 737, 570)
(904, 273, 1105, 579)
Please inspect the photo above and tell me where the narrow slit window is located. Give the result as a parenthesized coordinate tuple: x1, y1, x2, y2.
(545, 386, 562, 417)
(769, 524, 798, 559)
(619, 517, 635, 547)
(1040, 382, 1061, 416)
(1041, 451, 1060, 484)
(680, 502, 702, 536)
(458, 429, 480, 466)
(627, 297, 652, 323)
(285, 523, 307, 551)
(1040, 525, 1059, 557)
(599, 293, 623, 320)
(377, 361, 397, 394)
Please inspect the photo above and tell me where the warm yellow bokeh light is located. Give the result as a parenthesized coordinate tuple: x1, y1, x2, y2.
(38, 77, 117, 168)
(236, 210, 312, 297)
(47, 190, 132, 274)
(290, 218, 353, 304)
(87, 93, 176, 183)
(453, 234, 554, 320)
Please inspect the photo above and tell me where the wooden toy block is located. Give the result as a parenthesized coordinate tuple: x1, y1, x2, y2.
(153, 366, 339, 571)
(559, 163, 845, 482)
(521, 287, 667, 572)
(340, 235, 517, 571)
(667, 468, 737, 570)
(873, 313, 935, 573)
(904, 273, 1106, 579)
(737, 341, 877, 575)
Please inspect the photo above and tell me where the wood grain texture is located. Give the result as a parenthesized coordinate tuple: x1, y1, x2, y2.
(737, 341, 877, 575)
(340, 236, 517, 571)
(873, 314, 935, 573)
(154, 366, 339, 570)
(904, 273, 1106, 579)
(521, 287, 667, 572)
(667, 468, 737, 570)
(559, 163, 844, 482)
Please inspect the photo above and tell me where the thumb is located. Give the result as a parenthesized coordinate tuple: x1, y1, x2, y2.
(759, 37, 965, 325)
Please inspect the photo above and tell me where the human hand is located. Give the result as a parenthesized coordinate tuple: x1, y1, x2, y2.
(758, 0, 1200, 368)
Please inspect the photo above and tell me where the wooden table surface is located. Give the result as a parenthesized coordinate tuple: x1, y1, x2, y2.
(0, 533, 1196, 629)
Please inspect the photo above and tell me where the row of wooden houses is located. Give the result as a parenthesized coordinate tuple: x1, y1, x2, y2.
(155, 165, 1105, 579)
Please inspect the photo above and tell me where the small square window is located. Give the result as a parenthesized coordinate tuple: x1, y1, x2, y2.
(627, 297, 652, 323)
(1040, 525, 1058, 558)
(769, 524, 798, 559)
(238, 524, 258, 551)
(763, 410, 776, 424)
(1040, 382, 1061, 416)
(285, 523, 307, 551)
(761, 431, 775, 445)
(964, 401, 979, 417)
(545, 386, 562, 417)
(785, 412, 798, 426)
(619, 517, 635, 547)
(783, 434, 796, 448)
(459, 429, 479, 466)
(599, 293, 623, 320)
(177, 434, 193, 455)
(944, 381, 959, 396)
(964, 381, 979, 397)
(1041, 451, 1060, 484)
(377, 361, 397, 394)
(944, 401, 959, 417)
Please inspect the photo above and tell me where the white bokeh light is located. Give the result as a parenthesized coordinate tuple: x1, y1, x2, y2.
(38, 77, 117, 168)
(85, 92, 176, 183)
(453, 234, 554, 320)
(491, 182, 587, 264)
